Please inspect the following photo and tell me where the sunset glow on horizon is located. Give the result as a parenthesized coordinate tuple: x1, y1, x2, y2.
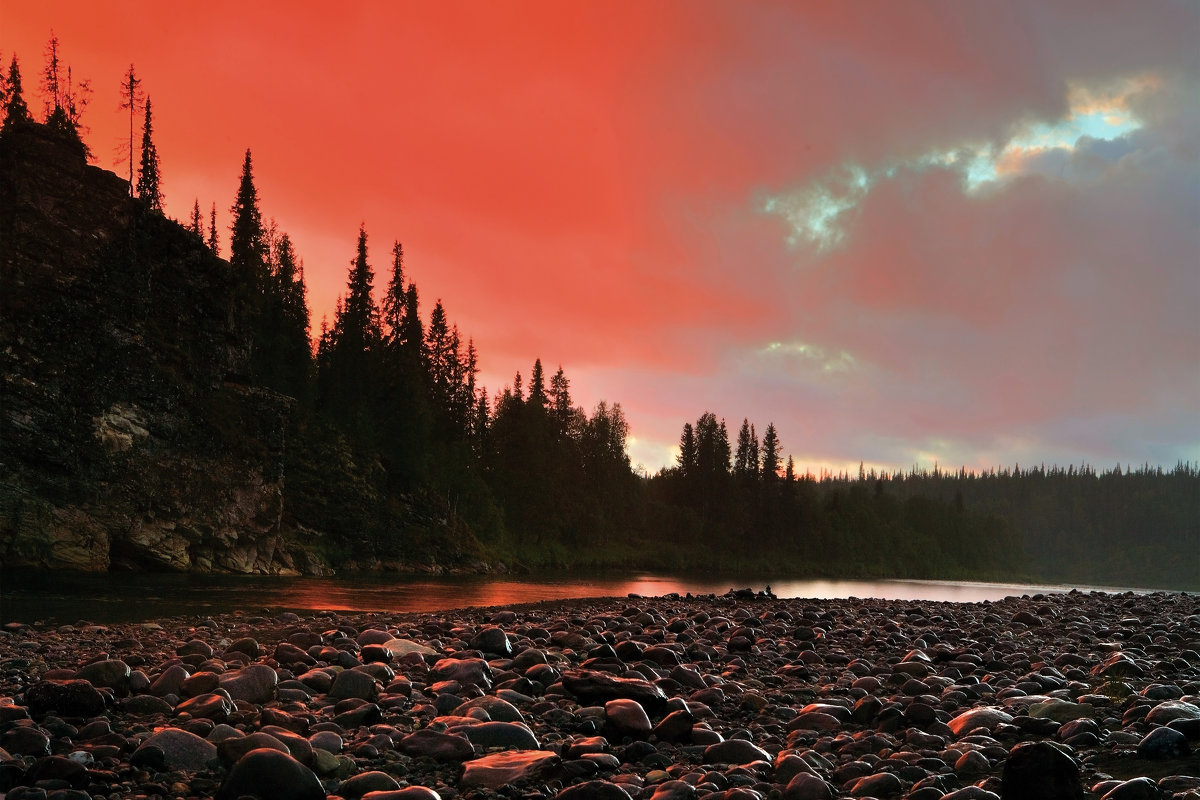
(5, 2, 1197, 474)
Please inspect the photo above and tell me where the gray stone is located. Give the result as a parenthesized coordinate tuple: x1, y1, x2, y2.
(1137, 726, 1189, 759)
(136, 727, 218, 771)
(75, 659, 131, 694)
(329, 668, 379, 701)
(219, 664, 278, 704)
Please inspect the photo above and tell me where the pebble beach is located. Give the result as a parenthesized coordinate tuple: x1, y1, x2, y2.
(1, 589, 1198, 800)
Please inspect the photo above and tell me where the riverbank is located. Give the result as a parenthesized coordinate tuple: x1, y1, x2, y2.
(1, 590, 1197, 799)
(5, 569, 1150, 626)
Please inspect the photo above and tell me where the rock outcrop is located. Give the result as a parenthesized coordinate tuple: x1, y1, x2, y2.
(0, 121, 326, 574)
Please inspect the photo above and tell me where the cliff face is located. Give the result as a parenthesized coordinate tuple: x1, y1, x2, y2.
(0, 123, 326, 574)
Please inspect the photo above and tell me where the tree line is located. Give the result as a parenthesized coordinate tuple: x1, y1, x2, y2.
(3, 37, 1196, 587)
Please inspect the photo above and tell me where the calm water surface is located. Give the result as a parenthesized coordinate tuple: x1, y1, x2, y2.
(0, 570, 1133, 625)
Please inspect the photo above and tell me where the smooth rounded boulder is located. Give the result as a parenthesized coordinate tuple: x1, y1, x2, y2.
(214, 748, 324, 800)
(1001, 741, 1083, 800)
(134, 728, 218, 772)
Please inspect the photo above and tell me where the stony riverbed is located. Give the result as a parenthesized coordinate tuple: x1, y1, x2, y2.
(1, 589, 1198, 800)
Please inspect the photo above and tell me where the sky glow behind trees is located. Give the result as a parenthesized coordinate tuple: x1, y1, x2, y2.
(5, 1, 1197, 473)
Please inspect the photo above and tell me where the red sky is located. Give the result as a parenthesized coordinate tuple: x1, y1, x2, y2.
(5, 1, 1198, 473)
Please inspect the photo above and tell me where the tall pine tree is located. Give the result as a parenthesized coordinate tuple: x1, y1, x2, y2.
(189, 199, 203, 237)
(207, 202, 219, 255)
(2, 56, 30, 132)
(381, 241, 405, 346)
(229, 149, 267, 290)
(317, 225, 380, 428)
(135, 97, 162, 210)
(760, 423, 781, 480)
(118, 64, 142, 195)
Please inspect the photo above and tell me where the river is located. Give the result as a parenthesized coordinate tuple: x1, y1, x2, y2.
(1, 570, 1144, 625)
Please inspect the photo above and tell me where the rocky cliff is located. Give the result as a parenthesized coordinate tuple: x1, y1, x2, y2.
(0, 122, 327, 574)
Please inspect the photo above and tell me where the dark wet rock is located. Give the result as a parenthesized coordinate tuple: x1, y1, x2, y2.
(217, 730, 291, 767)
(361, 643, 391, 663)
(1136, 725, 1190, 759)
(556, 780, 636, 800)
(179, 670, 221, 696)
(24, 680, 106, 717)
(647, 779, 698, 800)
(23, 756, 87, 789)
(329, 667, 379, 701)
(1001, 741, 1083, 800)
(1168, 716, 1200, 738)
(652, 708, 694, 742)
(458, 720, 540, 750)
(297, 667, 334, 693)
(148, 663, 190, 696)
(1144, 699, 1200, 725)
(122, 693, 174, 715)
(136, 727, 218, 771)
(943, 788, 1001, 800)
(460, 750, 561, 789)
(1091, 653, 1144, 679)
(175, 691, 233, 721)
(225, 636, 262, 658)
(955, 748, 992, 776)
(847, 771, 904, 797)
(361, 789, 442, 800)
(130, 742, 167, 770)
(605, 698, 652, 738)
(178, 639, 214, 658)
(261, 706, 308, 733)
(261, 725, 315, 763)
(1099, 778, 1162, 800)
(214, 747, 324, 800)
(1158, 776, 1200, 792)
(333, 700, 383, 728)
(562, 669, 669, 713)
(218, 663, 278, 703)
(431, 657, 493, 688)
(788, 710, 843, 731)
(702, 738, 770, 765)
(469, 626, 513, 657)
(74, 658, 131, 694)
(782, 773, 834, 800)
(1, 727, 51, 756)
(338, 770, 402, 798)
(399, 728, 475, 761)
(948, 706, 1013, 735)
(275, 641, 318, 667)
(455, 694, 524, 722)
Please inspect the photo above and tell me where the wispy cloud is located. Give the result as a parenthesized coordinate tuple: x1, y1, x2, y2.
(762, 75, 1158, 254)
(760, 341, 858, 374)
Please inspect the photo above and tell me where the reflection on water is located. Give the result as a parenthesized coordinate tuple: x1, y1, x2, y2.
(0, 569, 1127, 625)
